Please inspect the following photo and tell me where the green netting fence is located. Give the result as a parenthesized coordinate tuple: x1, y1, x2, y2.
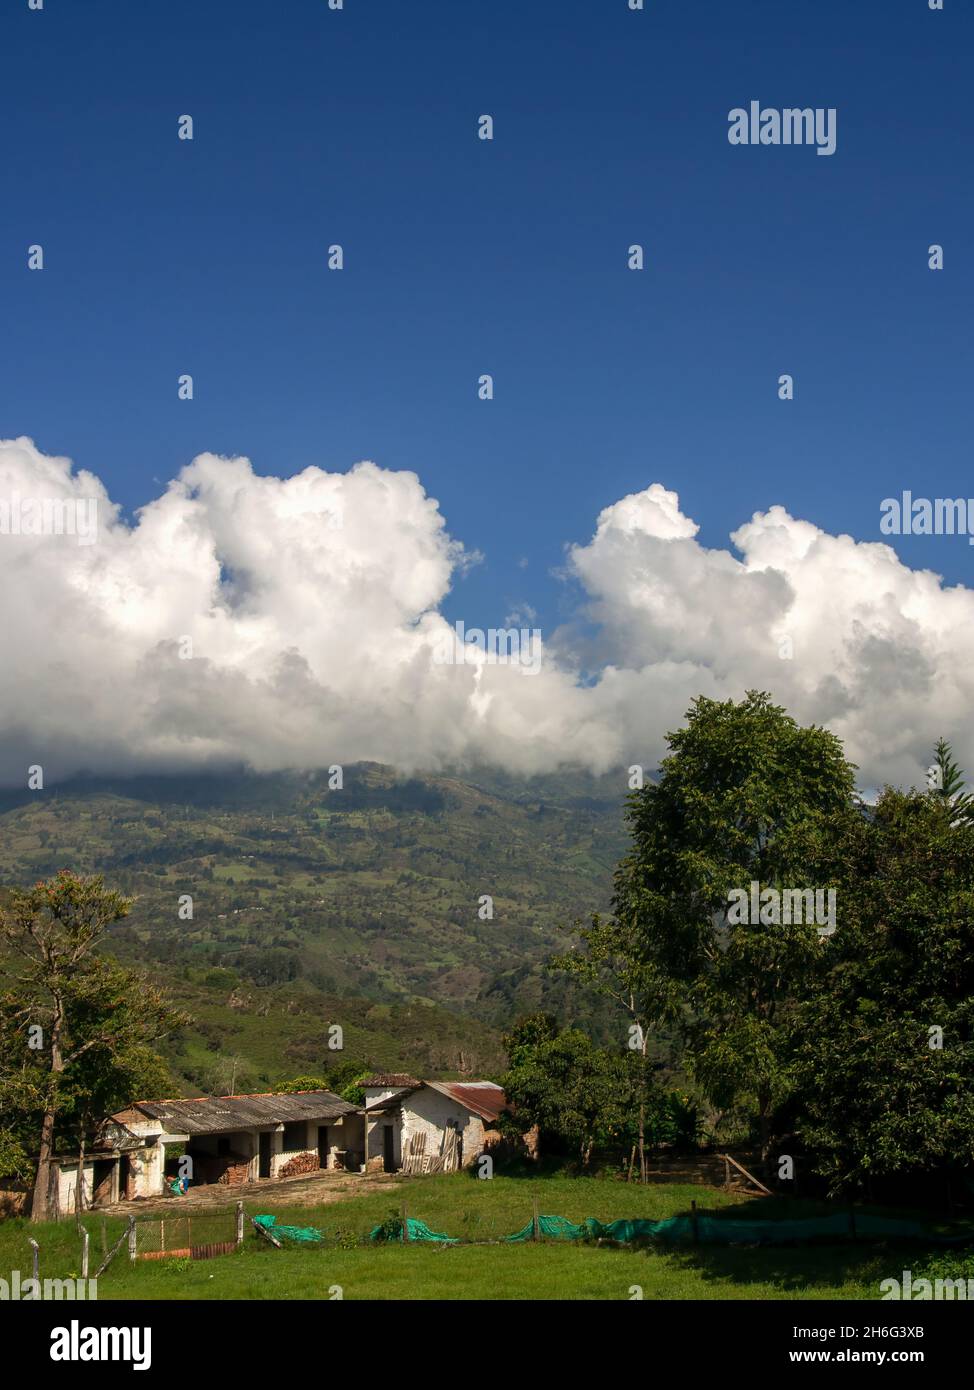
(370, 1218, 458, 1244)
(254, 1214, 323, 1244)
(367, 1212, 973, 1247)
(502, 1212, 962, 1245)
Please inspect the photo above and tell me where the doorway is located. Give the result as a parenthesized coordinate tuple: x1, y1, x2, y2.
(92, 1159, 115, 1206)
(317, 1125, 329, 1170)
(382, 1125, 396, 1173)
(123, 1155, 137, 1200)
(258, 1131, 271, 1179)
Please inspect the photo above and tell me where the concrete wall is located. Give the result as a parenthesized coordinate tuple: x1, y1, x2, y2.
(400, 1088, 485, 1170)
(364, 1111, 401, 1171)
(311, 1113, 358, 1170)
(272, 1115, 356, 1174)
(340, 1113, 366, 1170)
(56, 1160, 95, 1214)
(274, 1118, 308, 1178)
(109, 1115, 167, 1200)
(363, 1086, 401, 1105)
(128, 1142, 163, 1198)
(56, 1152, 155, 1212)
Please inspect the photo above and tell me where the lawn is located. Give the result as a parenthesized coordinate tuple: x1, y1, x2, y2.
(2, 1174, 965, 1300)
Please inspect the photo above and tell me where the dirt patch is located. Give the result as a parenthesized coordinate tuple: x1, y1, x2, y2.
(98, 1170, 401, 1218)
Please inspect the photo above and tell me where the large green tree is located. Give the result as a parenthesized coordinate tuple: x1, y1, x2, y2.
(0, 871, 184, 1221)
(501, 1015, 635, 1166)
(57, 958, 177, 1219)
(791, 786, 974, 1195)
(551, 912, 673, 1181)
(613, 691, 858, 1167)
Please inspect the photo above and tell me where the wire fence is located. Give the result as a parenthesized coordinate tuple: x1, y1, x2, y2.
(134, 1210, 240, 1260)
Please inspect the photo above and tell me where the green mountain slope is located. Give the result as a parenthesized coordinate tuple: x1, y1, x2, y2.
(0, 763, 632, 1090)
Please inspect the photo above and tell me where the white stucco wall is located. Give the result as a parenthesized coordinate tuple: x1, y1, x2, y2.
(400, 1088, 485, 1169)
(274, 1118, 313, 1176)
(128, 1141, 164, 1198)
(256, 1116, 355, 1176)
(364, 1112, 401, 1170)
(57, 1161, 95, 1214)
(318, 1114, 354, 1169)
(363, 1086, 400, 1105)
(107, 1115, 167, 1198)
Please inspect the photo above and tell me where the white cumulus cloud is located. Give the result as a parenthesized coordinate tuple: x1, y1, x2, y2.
(0, 438, 970, 793)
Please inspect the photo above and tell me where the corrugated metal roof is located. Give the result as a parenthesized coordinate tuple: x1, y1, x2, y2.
(423, 1081, 506, 1122)
(115, 1089, 359, 1136)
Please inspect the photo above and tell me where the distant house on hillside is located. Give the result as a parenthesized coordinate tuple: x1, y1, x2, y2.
(361, 1075, 506, 1174)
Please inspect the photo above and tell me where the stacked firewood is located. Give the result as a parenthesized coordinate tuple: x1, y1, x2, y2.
(278, 1150, 319, 1179)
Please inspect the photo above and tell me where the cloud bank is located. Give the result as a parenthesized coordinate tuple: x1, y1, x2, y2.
(1, 437, 970, 792)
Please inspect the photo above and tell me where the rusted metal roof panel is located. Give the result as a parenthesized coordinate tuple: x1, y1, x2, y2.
(425, 1081, 506, 1122)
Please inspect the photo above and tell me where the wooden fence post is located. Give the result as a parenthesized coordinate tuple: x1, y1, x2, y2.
(28, 1238, 39, 1284)
(81, 1228, 89, 1280)
(236, 1201, 245, 1248)
(94, 1225, 129, 1278)
(532, 1198, 540, 1242)
(252, 1216, 282, 1248)
(401, 1202, 409, 1243)
(127, 1215, 137, 1262)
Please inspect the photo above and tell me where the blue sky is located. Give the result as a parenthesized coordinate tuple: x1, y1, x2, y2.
(3, 0, 972, 636)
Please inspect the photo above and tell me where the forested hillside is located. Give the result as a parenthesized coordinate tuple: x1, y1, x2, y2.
(0, 763, 632, 1091)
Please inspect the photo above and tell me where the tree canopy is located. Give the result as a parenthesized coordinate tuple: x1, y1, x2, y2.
(553, 694, 974, 1197)
(0, 871, 185, 1219)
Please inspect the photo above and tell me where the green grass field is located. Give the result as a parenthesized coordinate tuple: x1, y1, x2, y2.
(2, 1175, 964, 1301)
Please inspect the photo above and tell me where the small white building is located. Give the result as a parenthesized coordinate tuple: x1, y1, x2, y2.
(110, 1089, 364, 1198)
(48, 1088, 364, 1213)
(44, 1079, 506, 1213)
(362, 1076, 506, 1174)
(44, 1120, 147, 1218)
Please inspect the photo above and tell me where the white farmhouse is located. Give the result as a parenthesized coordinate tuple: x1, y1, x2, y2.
(45, 1088, 364, 1214)
(40, 1077, 506, 1214)
(362, 1075, 506, 1173)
